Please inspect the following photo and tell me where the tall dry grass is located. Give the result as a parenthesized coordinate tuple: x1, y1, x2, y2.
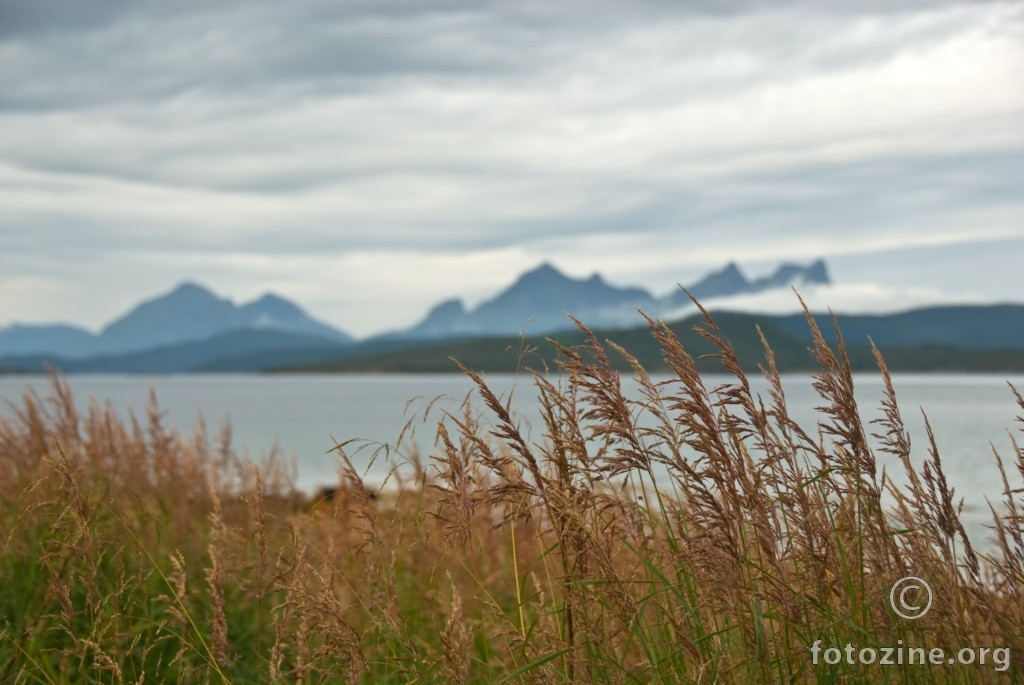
(0, 305, 1021, 683)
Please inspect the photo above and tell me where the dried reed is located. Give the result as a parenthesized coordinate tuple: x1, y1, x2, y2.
(0, 305, 1021, 683)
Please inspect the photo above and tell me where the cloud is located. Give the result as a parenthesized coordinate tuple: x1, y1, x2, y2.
(685, 282, 993, 320)
(1, 0, 1022, 335)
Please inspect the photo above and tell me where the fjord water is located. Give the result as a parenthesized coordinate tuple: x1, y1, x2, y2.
(2, 372, 1021, 543)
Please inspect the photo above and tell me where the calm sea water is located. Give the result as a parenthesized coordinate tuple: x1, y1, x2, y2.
(2, 372, 1022, 544)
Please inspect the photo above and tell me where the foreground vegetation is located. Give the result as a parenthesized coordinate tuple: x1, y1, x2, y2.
(1, 305, 1022, 683)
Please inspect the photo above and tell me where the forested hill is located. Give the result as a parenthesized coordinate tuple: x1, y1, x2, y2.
(284, 308, 1024, 375)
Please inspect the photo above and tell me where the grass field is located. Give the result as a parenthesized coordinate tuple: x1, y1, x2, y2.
(1, 305, 1021, 683)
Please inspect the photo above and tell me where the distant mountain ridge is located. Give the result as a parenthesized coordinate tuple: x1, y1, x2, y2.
(0, 324, 102, 359)
(6, 257, 1023, 375)
(4, 303, 1023, 375)
(291, 308, 1024, 375)
(679, 259, 829, 303)
(401, 259, 830, 340)
(0, 329, 353, 374)
(0, 283, 352, 359)
(402, 262, 658, 339)
(100, 283, 351, 354)
(1, 260, 834, 358)
(771, 305, 1024, 350)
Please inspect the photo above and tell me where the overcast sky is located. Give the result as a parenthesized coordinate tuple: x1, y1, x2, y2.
(2, 0, 1022, 337)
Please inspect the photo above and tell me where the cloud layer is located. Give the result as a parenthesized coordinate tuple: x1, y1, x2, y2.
(2, 0, 1022, 336)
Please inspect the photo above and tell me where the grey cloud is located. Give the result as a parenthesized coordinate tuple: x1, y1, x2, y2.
(1, 0, 1021, 332)
(1, 0, 974, 113)
(1, 1, 543, 111)
(0, 0, 134, 38)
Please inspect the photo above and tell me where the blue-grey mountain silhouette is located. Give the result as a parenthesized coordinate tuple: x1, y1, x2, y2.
(668, 259, 830, 306)
(405, 259, 832, 340)
(404, 262, 657, 339)
(0, 282, 352, 359)
(0, 324, 100, 359)
(684, 262, 749, 300)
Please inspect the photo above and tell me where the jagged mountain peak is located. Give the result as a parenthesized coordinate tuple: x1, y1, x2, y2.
(248, 292, 292, 306)
(427, 298, 467, 316)
(514, 262, 569, 285)
(804, 259, 830, 285)
(403, 258, 836, 341)
(238, 292, 352, 342)
(679, 261, 751, 302)
(749, 259, 831, 292)
(720, 262, 743, 277)
(169, 281, 217, 296)
(241, 292, 306, 319)
(125, 281, 228, 312)
(403, 262, 657, 339)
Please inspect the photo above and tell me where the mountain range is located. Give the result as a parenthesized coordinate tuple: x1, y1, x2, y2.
(0, 260, 829, 359)
(2, 258, 1021, 374)
(401, 259, 830, 339)
(0, 282, 352, 359)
